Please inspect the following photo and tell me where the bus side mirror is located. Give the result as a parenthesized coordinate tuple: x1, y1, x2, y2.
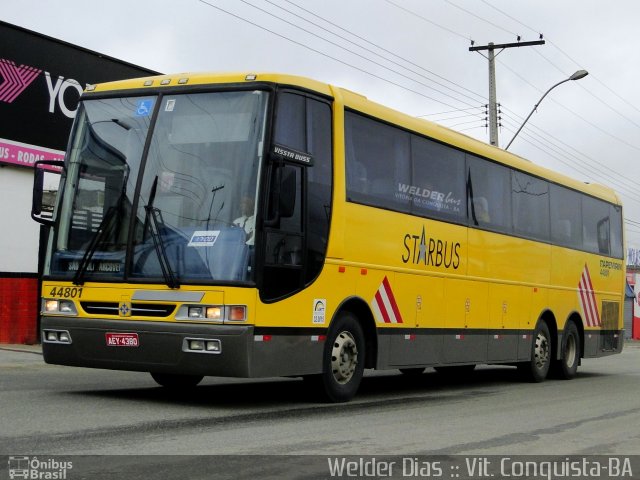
(32, 160, 64, 227)
(279, 166, 296, 218)
(265, 164, 297, 227)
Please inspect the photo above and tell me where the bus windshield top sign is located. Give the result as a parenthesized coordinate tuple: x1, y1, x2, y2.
(271, 144, 314, 166)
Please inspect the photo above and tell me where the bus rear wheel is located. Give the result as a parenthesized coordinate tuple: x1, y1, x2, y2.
(550, 321, 580, 379)
(518, 321, 551, 382)
(150, 372, 203, 389)
(316, 312, 365, 403)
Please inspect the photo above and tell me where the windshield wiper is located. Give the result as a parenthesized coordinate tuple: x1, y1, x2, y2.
(72, 165, 130, 286)
(144, 176, 180, 289)
(72, 206, 119, 286)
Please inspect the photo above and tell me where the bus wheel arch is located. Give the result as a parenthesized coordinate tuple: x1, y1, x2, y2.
(332, 296, 378, 369)
(305, 297, 376, 402)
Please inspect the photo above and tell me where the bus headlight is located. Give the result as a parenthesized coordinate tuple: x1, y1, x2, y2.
(178, 305, 246, 323)
(187, 305, 223, 320)
(206, 306, 223, 320)
(42, 299, 78, 315)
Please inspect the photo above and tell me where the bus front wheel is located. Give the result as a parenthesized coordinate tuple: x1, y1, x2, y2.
(150, 372, 203, 389)
(518, 321, 551, 382)
(316, 312, 365, 403)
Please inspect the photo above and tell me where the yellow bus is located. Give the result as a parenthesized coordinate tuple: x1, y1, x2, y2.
(32, 72, 625, 402)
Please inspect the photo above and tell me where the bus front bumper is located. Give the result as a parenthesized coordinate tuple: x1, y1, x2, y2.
(41, 316, 254, 377)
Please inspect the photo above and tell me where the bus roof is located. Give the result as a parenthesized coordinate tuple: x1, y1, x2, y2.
(87, 71, 620, 205)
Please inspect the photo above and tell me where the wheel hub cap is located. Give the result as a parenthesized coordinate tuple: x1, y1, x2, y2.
(331, 331, 358, 384)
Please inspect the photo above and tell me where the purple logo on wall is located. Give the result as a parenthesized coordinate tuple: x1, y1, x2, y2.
(0, 59, 41, 104)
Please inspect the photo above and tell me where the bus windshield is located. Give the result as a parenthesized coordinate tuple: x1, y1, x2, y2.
(48, 90, 269, 284)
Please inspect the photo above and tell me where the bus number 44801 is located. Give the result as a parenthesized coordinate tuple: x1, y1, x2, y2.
(49, 287, 83, 298)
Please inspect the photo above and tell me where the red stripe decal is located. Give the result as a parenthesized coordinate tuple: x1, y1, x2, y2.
(375, 290, 392, 323)
(382, 276, 404, 324)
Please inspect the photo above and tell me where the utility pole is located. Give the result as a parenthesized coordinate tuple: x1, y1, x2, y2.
(470, 39, 545, 147)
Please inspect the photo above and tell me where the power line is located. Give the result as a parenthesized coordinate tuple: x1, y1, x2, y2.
(198, 0, 467, 110)
(501, 110, 640, 199)
(501, 119, 640, 209)
(549, 38, 640, 117)
(443, 0, 519, 38)
(222, 0, 481, 110)
(497, 60, 640, 153)
(478, 0, 540, 37)
(418, 106, 485, 117)
(429, 112, 486, 122)
(529, 48, 640, 131)
(283, 0, 487, 104)
(382, 0, 469, 41)
(477, 1, 640, 134)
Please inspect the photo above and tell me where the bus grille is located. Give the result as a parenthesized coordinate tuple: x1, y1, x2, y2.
(80, 302, 176, 318)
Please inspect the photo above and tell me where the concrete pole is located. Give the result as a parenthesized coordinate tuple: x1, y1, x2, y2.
(487, 43, 499, 147)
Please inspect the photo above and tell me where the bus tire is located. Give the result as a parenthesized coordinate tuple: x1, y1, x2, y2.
(318, 312, 365, 403)
(518, 321, 551, 382)
(150, 372, 203, 389)
(550, 321, 580, 379)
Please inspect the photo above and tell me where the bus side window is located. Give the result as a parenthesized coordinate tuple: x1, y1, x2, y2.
(610, 205, 623, 259)
(582, 195, 611, 255)
(512, 171, 549, 242)
(550, 184, 583, 250)
(467, 155, 511, 233)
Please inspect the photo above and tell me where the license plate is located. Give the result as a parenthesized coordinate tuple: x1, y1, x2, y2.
(105, 333, 139, 347)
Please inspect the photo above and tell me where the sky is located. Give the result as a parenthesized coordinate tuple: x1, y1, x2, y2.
(5, 0, 640, 249)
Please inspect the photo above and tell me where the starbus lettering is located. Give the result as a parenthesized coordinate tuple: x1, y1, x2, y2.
(402, 226, 460, 269)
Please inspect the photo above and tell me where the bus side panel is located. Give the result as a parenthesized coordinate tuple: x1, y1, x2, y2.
(376, 272, 444, 368)
(550, 245, 588, 358)
(468, 230, 550, 363)
(251, 261, 360, 376)
(442, 278, 488, 364)
(250, 334, 325, 377)
(487, 283, 521, 362)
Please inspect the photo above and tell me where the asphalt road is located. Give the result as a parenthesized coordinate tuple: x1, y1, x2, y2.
(1, 342, 639, 478)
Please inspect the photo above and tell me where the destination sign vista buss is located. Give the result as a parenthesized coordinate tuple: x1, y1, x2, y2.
(32, 72, 625, 402)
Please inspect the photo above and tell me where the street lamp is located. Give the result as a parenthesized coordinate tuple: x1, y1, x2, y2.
(505, 69, 588, 150)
